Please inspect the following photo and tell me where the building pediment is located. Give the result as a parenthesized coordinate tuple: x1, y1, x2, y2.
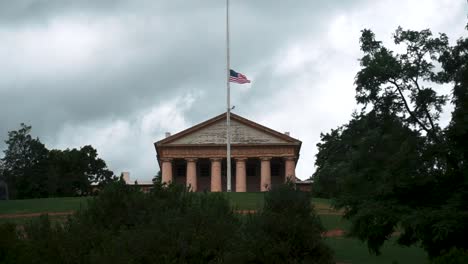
(154, 112, 303, 192)
(155, 112, 301, 146)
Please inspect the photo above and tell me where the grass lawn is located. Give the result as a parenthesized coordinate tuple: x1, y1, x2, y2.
(225, 192, 334, 211)
(319, 214, 351, 231)
(0, 197, 89, 215)
(326, 237, 427, 264)
(0, 193, 334, 215)
(226, 192, 265, 210)
(312, 197, 332, 205)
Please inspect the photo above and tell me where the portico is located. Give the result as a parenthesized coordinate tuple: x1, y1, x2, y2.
(155, 113, 301, 192)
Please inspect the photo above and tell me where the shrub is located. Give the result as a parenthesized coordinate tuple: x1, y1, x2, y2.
(431, 248, 468, 264)
(0, 223, 22, 263)
(225, 184, 334, 264)
(0, 182, 335, 263)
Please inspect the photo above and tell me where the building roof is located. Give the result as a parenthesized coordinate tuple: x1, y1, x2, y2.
(154, 112, 302, 168)
(155, 112, 301, 146)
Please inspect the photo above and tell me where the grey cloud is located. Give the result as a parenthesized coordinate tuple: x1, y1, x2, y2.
(0, 0, 124, 26)
(0, 0, 464, 180)
(1, 0, 343, 134)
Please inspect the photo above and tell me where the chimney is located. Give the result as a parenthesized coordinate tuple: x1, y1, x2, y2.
(284, 132, 290, 136)
(165, 132, 171, 138)
(121, 172, 130, 184)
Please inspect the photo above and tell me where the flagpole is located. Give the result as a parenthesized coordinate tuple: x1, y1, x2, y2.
(226, 0, 232, 192)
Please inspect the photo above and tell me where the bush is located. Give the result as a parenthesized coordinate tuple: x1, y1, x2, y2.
(225, 184, 334, 264)
(0, 223, 22, 263)
(0, 182, 334, 263)
(431, 248, 468, 264)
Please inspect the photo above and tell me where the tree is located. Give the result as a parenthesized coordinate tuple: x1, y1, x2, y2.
(314, 26, 468, 258)
(0, 159, 9, 200)
(439, 24, 468, 180)
(313, 111, 422, 202)
(78, 145, 115, 186)
(1, 124, 116, 198)
(47, 146, 116, 196)
(152, 170, 162, 184)
(312, 126, 345, 198)
(1, 124, 49, 198)
(317, 111, 425, 253)
(356, 27, 448, 141)
(227, 183, 334, 263)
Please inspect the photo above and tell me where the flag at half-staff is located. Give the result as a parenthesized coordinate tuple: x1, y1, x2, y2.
(229, 69, 251, 84)
(225, 0, 251, 192)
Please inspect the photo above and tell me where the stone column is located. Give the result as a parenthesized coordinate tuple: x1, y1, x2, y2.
(186, 158, 197, 192)
(235, 158, 247, 192)
(260, 157, 271, 192)
(284, 157, 296, 183)
(210, 158, 222, 192)
(161, 158, 173, 185)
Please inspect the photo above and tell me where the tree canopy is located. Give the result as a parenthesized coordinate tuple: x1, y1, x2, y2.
(1, 124, 116, 199)
(313, 26, 468, 258)
(1, 124, 49, 198)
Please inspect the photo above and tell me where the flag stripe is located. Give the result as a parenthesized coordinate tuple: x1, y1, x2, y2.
(229, 69, 251, 84)
(229, 77, 250, 82)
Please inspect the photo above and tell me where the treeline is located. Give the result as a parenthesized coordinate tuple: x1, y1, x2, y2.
(0, 124, 116, 199)
(312, 25, 468, 260)
(0, 182, 334, 264)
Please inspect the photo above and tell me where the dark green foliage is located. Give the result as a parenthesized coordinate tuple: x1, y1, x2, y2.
(439, 30, 468, 202)
(80, 182, 240, 263)
(312, 127, 345, 198)
(47, 146, 115, 196)
(152, 170, 162, 184)
(1, 124, 49, 199)
(315, 112, 423, 254)
(0, 182, 334, 263)
(0, 223, 22, 263)
(313, 26, 468, 259)
(313, 112, 422, 202)
(431, 248, 468, 264)
(356, 27, 448, 138)
(0, 124, 115, 198)
(227, 184, 334, 263)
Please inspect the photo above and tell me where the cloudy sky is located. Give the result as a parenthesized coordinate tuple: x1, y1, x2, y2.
(0, 0, 466, 181)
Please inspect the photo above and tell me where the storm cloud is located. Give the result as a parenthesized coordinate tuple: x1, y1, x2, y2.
(0, 0, 466, 181)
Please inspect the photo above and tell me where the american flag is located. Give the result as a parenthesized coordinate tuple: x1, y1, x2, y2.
(229, 69, 251, 84)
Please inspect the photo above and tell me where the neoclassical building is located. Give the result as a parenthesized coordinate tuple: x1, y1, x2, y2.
(154, 112, 302, 192)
